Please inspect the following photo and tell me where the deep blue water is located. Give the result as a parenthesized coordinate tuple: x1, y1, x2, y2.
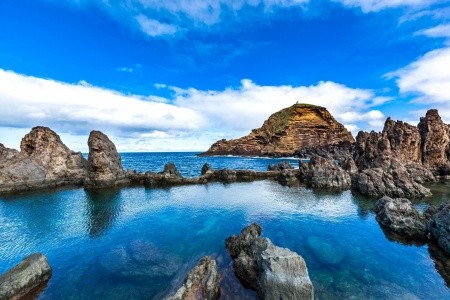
(0, 154, 449, 299)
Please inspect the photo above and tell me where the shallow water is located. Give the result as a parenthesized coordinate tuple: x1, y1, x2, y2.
(0, 180, 449, 299)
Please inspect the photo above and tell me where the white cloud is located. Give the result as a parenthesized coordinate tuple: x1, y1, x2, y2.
(416, 24, 450, 38)
(173, 79, 385, 136)
(388, 47, 450, 122)
(136, 15, 178, 36)
(335, 0, 439, 13)
(0, 69, 205, 137)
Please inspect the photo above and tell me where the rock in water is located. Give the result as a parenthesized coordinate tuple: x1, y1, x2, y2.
(0, 127, 87, 193)
(428, 202, 450, 256)
(167, 256, 221, 300)
(85, 130, 124, 188)
(268, 161, 293, 171)
(201, 104, 354, 157)
(299, 155, 351, 189)
(225, 224, 314, 300)
(0, 253, 52, 300)
(373, 196, 428, 242)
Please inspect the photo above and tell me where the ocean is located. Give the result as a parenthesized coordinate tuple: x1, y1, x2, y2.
(0, 153, 448, 299)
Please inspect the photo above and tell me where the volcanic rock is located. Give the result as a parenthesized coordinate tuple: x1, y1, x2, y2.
(428, 202, 450, 256)
(201, 104, 354, 157)
(373, 196, 428, 242)
(85, 130, 125, 188)
(0, 253, 52, 300)
(299, 155, 351, 189)
(268, 161, 293, 171)
(0, 127, 87, 193)
(167, 256, 221, 300)
(201, 163, 213, 175)
(225, 223, 314, 300)
(275, 169, 300, 186)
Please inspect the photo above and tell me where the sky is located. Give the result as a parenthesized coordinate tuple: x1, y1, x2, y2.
(0, 0, 449, 152)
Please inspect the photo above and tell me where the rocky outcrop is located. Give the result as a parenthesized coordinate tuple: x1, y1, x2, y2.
(167, 256, 221, 300)
(299, 155, 351, 189)
(267, 161, 293, 171)
(0, 253, 52, 300)
(0, 127, 87, 193)
(428, 203, 450, 256)
(144, 163, 185, 187)
(225, 224, 313, 300)
(201, 163, 213, 176)
(85, 131, 125, 188)
(276, 169, 300, 186)
(201, 104, 354, 157)
(373, 196, 428, 242)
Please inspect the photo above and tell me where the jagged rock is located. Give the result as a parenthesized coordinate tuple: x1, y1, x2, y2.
(418, 109, 450, 170)
(201, 104, 354, 157)
(352, 160, 432, 199)
(275, 169, 300, 186)
(428, 202, 450, 256)
(201, 163, 213, 175)
(373, 196, 428, 242)
(268, 161, 293, 171)
(0, 127, 87, 193)
(299, 155, 351, 189)
(161, 162, 182, 178)
(225, 224, 314, 300)
(85, 130, 125, 188)
(0, 253, 52, 300)
(167, 256, 221, 300)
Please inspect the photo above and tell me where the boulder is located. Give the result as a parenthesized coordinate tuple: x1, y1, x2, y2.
(428, 202, 450, 256)
(201, 163, 213, 175)
(161, 162, 182, 178)
(85, 130, 125, 188)
(299, 155, 351, 189)
(0, 253, 52, 300)
(268, 161, 293, 171)
(275, 169, 300, 186)
(373, 196, 428, 242)
(225, 224, 313, 300)
(167, 256, 221, 300)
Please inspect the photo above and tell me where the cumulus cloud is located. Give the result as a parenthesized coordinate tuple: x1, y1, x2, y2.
(173, 79, 386, 135)
(335, 0, 439, 12)
(0, 69, 205, 136)
(388, 47, 450, 122)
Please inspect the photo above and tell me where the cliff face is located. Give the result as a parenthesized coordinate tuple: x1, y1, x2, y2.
(201, 104, 354, 157)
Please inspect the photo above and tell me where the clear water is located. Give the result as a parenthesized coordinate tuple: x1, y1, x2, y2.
(0, 154, 449, 299)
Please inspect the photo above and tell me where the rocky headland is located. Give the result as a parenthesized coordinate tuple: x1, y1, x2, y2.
(200, 104, 354, 157)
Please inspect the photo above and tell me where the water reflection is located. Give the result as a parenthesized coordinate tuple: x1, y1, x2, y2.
(428, 243, 450, 287)
(84, 188, 122, 237)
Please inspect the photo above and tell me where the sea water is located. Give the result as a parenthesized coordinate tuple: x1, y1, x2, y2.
(0, 153, 448, 299)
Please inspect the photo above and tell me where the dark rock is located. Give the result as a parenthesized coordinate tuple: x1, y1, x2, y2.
(201, 163, 213, 175)
(373, 196, 428, 242)
(85, 130, 125, 188)
(299, 155, 351, 189)
(268, 161, 293, 171)
(428, 202, 450, 256)
(201, 104, 354, 157)
(225, 224, 314, 300)
(167, 256, 221, 300)
(212, 169, 237, 183)
(0, 253, 52, 300)
(161, 162, 182, 178)
(275, 169, 300, 186)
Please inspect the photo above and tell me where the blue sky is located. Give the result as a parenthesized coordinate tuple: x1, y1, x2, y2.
(0, 0, 449, 152)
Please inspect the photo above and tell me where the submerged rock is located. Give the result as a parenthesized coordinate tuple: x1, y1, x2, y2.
(373, 196, 428, 242)
(225, 224, 314, 300)
(428, 202, 450, 256)
(299, 155, 351, 189)
(0, 253, 52, 300)
(201, 104, 354, 157)
(306, 236, 346, 265)
(85, 130, 125, 188)
(167, 256, 221, 300)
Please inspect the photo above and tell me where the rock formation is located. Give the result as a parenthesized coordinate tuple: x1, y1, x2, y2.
(299, 155, 351, 189)
(267, 161, 293, 171)
(428, 203, 450, 256)
(0, 127, 87, 193)
(0, 253, 52, 300)
(85, 130, 125, 188)
(373, 196, 428, 243)
(167, 256, 221, 300)
(225, 224, 314, 300)
(201, 104, 354, 157)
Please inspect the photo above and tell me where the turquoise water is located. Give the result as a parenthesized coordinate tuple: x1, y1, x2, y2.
(0, 153, 449, 299)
